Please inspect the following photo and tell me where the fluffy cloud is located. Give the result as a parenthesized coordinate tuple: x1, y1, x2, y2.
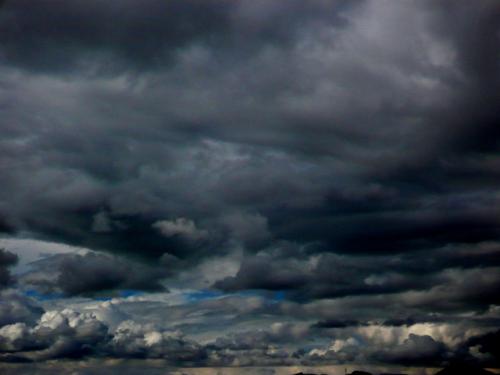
(0, 309, 108, 361)
(109, 320, 206, 363)
(0, 307, 205, 364)
(0, 291, 498, 368)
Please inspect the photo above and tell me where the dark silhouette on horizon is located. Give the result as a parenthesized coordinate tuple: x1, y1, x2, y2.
(293, 362, 496, 375)
(435, 362, 495, 375)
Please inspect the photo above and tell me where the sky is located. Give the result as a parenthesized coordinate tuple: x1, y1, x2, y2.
(0, 0, 500, 374)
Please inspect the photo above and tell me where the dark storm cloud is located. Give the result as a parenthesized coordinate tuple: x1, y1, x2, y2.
(297, 333, 450, 367)
(371, 334, 448, 366)
(0, 291, 43, 327)
(459, 329, 500, 367)
(0, 0, 498, 266)
(367, 329, 499, 368)
(0, 0, 232, 73)
(0, 0, 355, 74)
(21, 251, 169, 296)
(0, 1, 500, 366)
(0, 249, 17, 288)
(312, 319, 366, 329)
(214, 246, 500, 304)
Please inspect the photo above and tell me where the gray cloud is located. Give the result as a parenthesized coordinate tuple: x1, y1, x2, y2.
(0, 0, 359, 75)
(460, 329, 500, 367)
(0, 309, 108, 361)
(214, 246, 500, 306)
(371, 334, 448, 366)
(0, 0, 499, 368)
(109, 320, 206, 363)
(0, 287, 498, 368)
(0, 249, 18, 289)
(21, 252, 169, 297)
(1, 0, 499, 263)
(0, 307, 205, 364)
(0, 291, 43, 327)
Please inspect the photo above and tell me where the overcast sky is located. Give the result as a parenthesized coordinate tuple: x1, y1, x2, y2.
(1, 1, 500, 374)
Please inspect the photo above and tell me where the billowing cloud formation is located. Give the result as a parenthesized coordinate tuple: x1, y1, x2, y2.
(1, 300, 498, 368)
(1, 0, 499, 262)
(0, 0, 499, 370)
(0, 287, 499, 368)
(110, 320, 205, 363)
(0, 308, 108, 361)
(0, 298, 203, 363)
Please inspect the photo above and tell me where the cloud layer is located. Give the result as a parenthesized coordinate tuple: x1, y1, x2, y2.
(0, 0, 499, 370)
